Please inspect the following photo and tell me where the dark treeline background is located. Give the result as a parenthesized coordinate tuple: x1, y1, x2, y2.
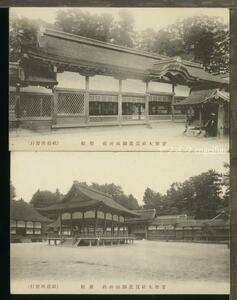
(10, 9, 229, 75)
(11, 165, 230, 220)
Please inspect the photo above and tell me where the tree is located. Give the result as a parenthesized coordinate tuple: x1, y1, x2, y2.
(221, 163, 230, 211)
(138, 15, 229, 74)
(30, 189, 63, 208)
(88, 182, 139, 210)
(142, 169, 225, 219)
(9, 15, 39, 63)
(55, 9, 115, 43)
(164, 170, 223, 219)
(111, 10, 136, 47)
(10, 182, 16, 201)
(55, 9, 136, 48)
(142, 187, 164, 213)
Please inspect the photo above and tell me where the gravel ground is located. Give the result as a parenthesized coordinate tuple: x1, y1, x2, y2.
(9, 122, 229, 152)
(11, 240, 230, 294)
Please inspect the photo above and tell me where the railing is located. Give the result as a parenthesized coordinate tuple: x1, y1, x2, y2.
(149, 114, 172, 121)
(9, 88, 185, 127)
(122, 115, 146, 121)
(89, 115, 119, 122)
(172, 114, 186, 122)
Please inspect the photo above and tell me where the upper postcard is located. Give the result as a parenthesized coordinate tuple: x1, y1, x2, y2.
(9, 7, 230, 152)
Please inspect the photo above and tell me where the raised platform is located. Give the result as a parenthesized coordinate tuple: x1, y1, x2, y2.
(47, 236, 135, 247)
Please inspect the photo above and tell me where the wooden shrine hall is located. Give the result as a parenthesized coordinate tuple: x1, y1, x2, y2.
(9, 28, 228, 130)
(39, 181, 139, 246)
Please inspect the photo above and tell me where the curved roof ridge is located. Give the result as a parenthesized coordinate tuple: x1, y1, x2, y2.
(76, 182, 114, 199)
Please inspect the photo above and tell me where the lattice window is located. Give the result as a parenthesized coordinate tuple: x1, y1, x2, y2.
(122, 96, 145, 103)
(150, 95, 172, 103)
(89, 94, 118, 103)
(20, 94, 52, 117)
(58, 92, 85, 115)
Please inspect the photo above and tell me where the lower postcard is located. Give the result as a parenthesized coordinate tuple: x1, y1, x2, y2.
(10, 151, 230, 294)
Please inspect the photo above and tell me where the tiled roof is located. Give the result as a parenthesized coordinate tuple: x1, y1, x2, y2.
(174, 89, 229, 106)
(24, 28, 227, 86)
(148, 58, 227, 85)
(11, 200, 51, 223)
(126, 209, 156, 223)
(39, 182, 139, 217)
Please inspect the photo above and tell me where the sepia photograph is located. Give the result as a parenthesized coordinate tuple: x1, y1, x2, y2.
(10, 152, 230, 294)
(9, 7, 229, 151)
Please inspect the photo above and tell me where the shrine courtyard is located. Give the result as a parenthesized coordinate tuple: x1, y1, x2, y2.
(11, 240, 230, 294)
(9, 122, 229, 151)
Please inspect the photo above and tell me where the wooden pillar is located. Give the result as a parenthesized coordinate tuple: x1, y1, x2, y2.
(82, 212, 85, 236)
(118, 79, 123, 126)
(15, 84, 21, 128)
(145, 81, 150, 127)
(103, 212, 107, 235)
(85, 76, 90, 124)
(111, 214, 114, 237)
(52, 89, 58, 125)
(199, 106, 202, 127)
(70, 212, 73, 237)
(59, 212, 62, 241)
(217, 103, 225, 138)
(171, 83, 175, 120)
(145, 224, 148, 240)
(94, 209, 98, 236)
(118, 216, 120, 237)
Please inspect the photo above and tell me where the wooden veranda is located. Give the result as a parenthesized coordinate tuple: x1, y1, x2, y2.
(9, 28, 228, 130)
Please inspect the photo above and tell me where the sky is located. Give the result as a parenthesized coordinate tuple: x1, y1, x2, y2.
(11, 152, 229, 204)
(11, 7, 229, 32)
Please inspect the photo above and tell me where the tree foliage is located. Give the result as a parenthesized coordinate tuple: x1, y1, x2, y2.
(138, 16, 229, 74)
(55, 9, 136, 47)
(88, 182, 139, 210)
(142, 169, 229, 219)
(10, 182, 16, 201)
(30, 189, 63, 208)
(10, 11, 229, 75)
(9, 15, 39, 62)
